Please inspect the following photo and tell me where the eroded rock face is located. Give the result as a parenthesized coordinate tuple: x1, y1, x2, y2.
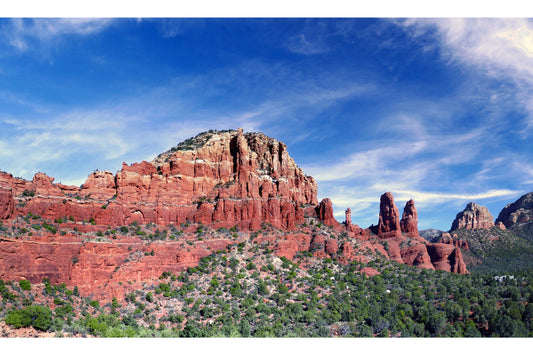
(0, 186, 15, 219)
(0, 131, 473, 300)
(400, 244, 435, 270)
(496, 192, 533, 228)
(1, 129, 318, 231)
(0, 233, 234, 300)
(400, 199, 419, 237)
(439, 232, 470, 250)
(451, 202, 495, 231)
(426, 243, 468, 274)
(315, 198, 338, 228)
(80, 171, 116, 200)
(377, 192, 402, 238)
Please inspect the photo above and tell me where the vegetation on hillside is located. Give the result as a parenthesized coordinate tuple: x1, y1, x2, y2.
(1, 241, 532, 337)
(451, 226, 533, 274)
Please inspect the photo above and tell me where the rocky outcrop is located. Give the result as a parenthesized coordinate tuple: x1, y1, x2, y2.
(345, 208, 352, 227)
(400, 199, 419, 237)
(0, 130, 474, 301)
(377, 192, 402, 238)
(1, 129, 318, 231)
(0, 186, 15, 220)
(325, 238, 339, 256)
(315, 198, 339, 228)
(496, 192, 533, 228)
(451, 202, 495, 231)
(0, 233, 234, 300)
(426, 243, 468, 274)
(438, 232, 470, 250)
(80, 170, 116, 200)
(400, 244, 435, 270)
(271, 233, 312, 260)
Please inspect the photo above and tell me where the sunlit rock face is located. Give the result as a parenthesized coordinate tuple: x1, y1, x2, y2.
(451, 202, 495, 231)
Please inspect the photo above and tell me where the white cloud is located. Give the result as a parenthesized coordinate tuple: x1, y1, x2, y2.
(400, 18, 533, 138)
(385, 188, 518, 204)
(4, 18, 114, 51)
(402, 19, 533, 81)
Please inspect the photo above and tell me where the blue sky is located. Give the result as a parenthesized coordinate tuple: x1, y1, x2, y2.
(1, 17, 532, 231)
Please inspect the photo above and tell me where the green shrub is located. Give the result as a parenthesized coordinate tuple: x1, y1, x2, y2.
(19, 279, 31, 291)
(5, 309, 31, 328)
(5, 305, 52, 331)
(22, 189, 35, 197)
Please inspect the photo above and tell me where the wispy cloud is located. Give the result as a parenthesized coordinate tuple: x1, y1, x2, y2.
(399, 18, 533, 137)
(401, 19, 533, 80)
(2, 18, 114, 51)
(285, 19, 359, 55)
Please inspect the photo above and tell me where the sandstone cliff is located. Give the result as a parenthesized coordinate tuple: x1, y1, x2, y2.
(450, 202, 495, 231)
(2, 129, 317, 231)
(0, 130, 471, 300)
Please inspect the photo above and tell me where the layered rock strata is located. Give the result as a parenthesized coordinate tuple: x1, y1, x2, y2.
(1, 129, 318, 231)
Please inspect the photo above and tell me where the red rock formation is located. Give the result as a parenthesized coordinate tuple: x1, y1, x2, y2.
(0, 232, 234, 300)
(315, 198, 340, 228)
(31, 173, 63, 197)
(360, 267, 380, 277)
(325, 238, 339, 256)
(400, 244, 435, 270)
(451, 202, 495, 230)
(400, 199, 419, 237)
(0, 130, 472, 300)
(0, 186, 15, 219)
(1, 129, 318, 231)
(272, 233, 312, 260)
(426, 243, 468, 274)
(377, 192, 402, 238)
(80, 171, 116, 200)
(345, 208, 352, 227)
(310, 234, 326, 254)
(439, 232, 470, 250)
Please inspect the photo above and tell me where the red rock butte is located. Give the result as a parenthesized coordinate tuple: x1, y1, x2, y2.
(0, 129, 468, 299)
(1, 129, 317, 230)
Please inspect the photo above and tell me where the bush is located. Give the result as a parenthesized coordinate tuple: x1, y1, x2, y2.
(22, 189, 35, 197)
(5, 309, 31, 328)
(19, 279, 31, 291)
(5, 305, 52, 331)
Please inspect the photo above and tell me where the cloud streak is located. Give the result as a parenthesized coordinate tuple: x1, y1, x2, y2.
(2, 18, 114, 51)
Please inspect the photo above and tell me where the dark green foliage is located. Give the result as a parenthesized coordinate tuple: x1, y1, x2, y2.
(19, 279, 31, 291)
(22, 189, 35, 197)
(454, 227, 533, 274)
(5, 305, 53, 331)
